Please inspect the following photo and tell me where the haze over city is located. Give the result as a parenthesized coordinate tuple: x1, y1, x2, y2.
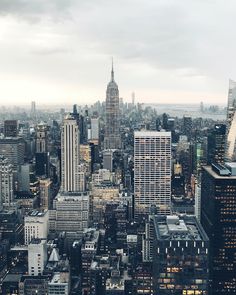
(1, 0, 236, 105)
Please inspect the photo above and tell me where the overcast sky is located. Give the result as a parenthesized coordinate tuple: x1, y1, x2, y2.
(0, 0, 235, 106)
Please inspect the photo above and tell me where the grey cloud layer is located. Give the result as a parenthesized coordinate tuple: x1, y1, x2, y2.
(0, 0, 235, 103)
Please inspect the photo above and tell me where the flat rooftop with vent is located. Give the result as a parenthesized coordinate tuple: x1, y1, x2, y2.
(153, 215, 208, 242)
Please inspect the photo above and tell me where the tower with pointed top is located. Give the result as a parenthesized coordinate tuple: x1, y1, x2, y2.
(104, 61, 121, 150)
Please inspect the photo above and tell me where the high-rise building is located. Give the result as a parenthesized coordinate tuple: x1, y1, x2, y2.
(201, 163, 236, 294)
(0, 210, 24, 245)
(24, 210, 49, 245)
(31, 101, 36, 120)
(39, 178, 52, 211)
(81, 229, 100, 293)
(153, 215, 209, 295)
(225, 79, 236, 161)
(90, 117, 99, 142)
(36, 122, 48, 153)
(49, 192, 90, 242)
(35, 122, 49, 177)
(183, 116, 192, 140)
(103, 150, 113, 172)
(4, 120, 18, 137)
(0, 137, 25, 171)
(132, 92, 135, 105)
(104, 62, 121, 150)
(28, 239, 47, 276)
(162, 113, 168, 130)
(207, 123, 226, 165)
(0, 156, 14, 207)
(134, 131, 171, 219)
(61, 114, 82, 192)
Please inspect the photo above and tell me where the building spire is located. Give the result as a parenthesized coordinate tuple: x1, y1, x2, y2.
(111, 57, 114, 82)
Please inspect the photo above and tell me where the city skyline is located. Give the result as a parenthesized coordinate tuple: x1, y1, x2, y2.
(1, 0, 236, 105)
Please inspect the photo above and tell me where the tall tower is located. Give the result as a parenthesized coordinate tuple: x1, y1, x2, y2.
(35, 122, 49, 177)
(4, 120, 18, 137)
(61, 114, 81, 192)
(225, 79, 236, 161)
(207, 123, 226, 165)
(0, 156, 14, 207)
(104, 61, 121, 150)
(134, 131, 171, 219)
(31, 101, 36, 121)
(201, 164, 236, 294)
(36, 122, 48, 153)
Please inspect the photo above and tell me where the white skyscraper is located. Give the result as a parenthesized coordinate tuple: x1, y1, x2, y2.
(225, 79, 236, 161)
(91, 117, 99, 141)
(134, 131, 171, 219)
(24, 210, 49, 245)
(0, 156, 14, 207)
(28, 239, 47, 276)
(61, 114, 84, 192)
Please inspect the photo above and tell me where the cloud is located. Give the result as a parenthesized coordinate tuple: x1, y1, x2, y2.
(0, 0, 235, 104)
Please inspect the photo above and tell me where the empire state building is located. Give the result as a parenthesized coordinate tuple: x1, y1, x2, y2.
(104, 62, 121, 150)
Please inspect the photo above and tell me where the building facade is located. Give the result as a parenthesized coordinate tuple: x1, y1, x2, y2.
(0, 156, 14, 207)
(134, 131, 171, 219)
(201, 164, 236, 294)
(207, 124, 226, 165)
(28, 239, 47, 276)
(4, 120, 18, 137)
(35, 122, 49, 177)
(0, 137, 25, 171)
(49, 192, 90, 242)
(24, 211, 49, 245)
(61, 114, 81, 192)
(153, 215, 209, 295)
(225, 79, 236, 161)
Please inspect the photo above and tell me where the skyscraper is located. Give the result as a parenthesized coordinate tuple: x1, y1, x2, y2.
(61, 114, 83, 192)
(35, 122, 49, 177)
(90, 117, 99, 142)
(134, 131, 171, 219)
(0, 156, 14, 207)
(153, 215, 209, 295)
(207, 123, 226, 165)
(31, 101, 36, 120)
(28, 239, 47, 276)
(183, 116, 192, 141)
(201, 163, 236, 294)
(104, 61, 121, 150)
(225, 79, 236, 161)
(24, 210, 49, 245)
(0, 137, 25, 172)
(4, 120, 18, 137)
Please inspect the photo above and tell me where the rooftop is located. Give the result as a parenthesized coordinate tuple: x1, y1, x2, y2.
(134, 130, 171, 137)
(153, 215, 209, 242)
(106, 277, 125, 291)
(49, 273, 69, 285)
(204, 164, 236, 179)
(28, 210, 47, 217)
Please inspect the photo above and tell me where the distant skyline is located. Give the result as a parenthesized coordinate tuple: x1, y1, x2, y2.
(0, 0, 236, 105)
